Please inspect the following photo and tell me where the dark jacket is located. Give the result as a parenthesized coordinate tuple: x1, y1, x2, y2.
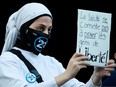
(102, 69, 116, 86)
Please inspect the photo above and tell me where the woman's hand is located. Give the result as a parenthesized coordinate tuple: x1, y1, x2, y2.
(55, 52, 90, 86)
(92, 59, 116, 85)
(65, 52, 90, 79)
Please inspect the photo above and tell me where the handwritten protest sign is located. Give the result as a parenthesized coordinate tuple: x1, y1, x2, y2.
(76, 9, 112, 67)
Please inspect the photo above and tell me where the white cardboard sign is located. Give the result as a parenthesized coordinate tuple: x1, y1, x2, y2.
(76, 9, 112, 67)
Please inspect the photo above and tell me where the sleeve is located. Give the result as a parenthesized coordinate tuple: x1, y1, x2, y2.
(50, 57, 101, 87)
(0, 53, 58, 87)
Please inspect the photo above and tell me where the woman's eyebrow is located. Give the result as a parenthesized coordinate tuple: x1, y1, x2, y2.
(39, 24, 52, 29)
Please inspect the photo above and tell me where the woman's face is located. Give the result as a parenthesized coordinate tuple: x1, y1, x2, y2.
(29, 16, 52, 35)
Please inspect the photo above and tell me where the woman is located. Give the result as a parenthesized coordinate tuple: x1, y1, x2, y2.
(0, 2, 115, 87)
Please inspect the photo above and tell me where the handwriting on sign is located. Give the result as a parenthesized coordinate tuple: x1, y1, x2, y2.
(77, 9, 111, 67)
(79, 47, 108, 63)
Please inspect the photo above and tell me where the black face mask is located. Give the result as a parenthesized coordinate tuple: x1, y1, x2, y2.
(17, 28, 49, 55)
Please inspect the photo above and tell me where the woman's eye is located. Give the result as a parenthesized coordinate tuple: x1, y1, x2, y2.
(37, 28, 44, 31)
(48, 29, 51, 34)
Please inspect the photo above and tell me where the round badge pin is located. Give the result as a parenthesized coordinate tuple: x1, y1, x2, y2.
(26, 73, 36, 83)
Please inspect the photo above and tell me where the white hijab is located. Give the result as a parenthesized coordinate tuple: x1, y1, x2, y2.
(1, 2, 52, 54)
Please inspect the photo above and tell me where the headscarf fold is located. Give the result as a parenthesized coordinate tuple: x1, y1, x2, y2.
(1, 2, 52, 54)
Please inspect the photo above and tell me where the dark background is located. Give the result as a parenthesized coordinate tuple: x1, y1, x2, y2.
(0, 0, 115, 83)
